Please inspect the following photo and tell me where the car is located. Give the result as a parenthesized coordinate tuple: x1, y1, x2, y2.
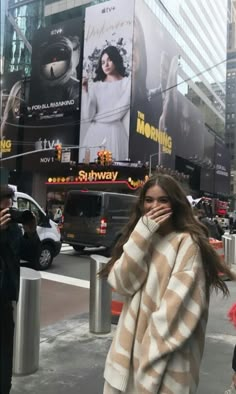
(12, 190, 61, 270)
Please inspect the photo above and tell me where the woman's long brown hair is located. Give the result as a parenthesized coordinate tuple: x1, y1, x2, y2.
(100, 174, 234, 296)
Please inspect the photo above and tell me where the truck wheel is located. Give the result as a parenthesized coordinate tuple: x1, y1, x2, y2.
(36, 243, 53, 270)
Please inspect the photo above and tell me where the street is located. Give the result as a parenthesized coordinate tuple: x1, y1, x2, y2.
(47, 244, 93, 281)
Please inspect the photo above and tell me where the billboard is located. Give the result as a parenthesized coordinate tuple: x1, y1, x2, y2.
(129, 0, 204, 168)
(29, 18, 83, 120)
(200, 129, 215, 194)
(0, 71, 23, 169)
(214, 138, 230, 195)
(79, 0, 134, 163)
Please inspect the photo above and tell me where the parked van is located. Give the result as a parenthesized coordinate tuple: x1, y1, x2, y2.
(61, 190, 137, 253)
(13, 191, 61, 270)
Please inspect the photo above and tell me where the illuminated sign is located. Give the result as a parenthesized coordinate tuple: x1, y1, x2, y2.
(0, 139, 12, 153)
(47, 170, 148, 190)
(78, 170, 118, 181)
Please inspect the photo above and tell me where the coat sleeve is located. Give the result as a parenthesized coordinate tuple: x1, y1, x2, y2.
(107, 217, 160, 296)
(20, 232, 41, 263)
(137, 235, 207, 388)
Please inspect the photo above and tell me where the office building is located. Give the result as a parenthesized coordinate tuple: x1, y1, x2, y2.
(226, 0, 236, 205)
(1, 0, 231, 210)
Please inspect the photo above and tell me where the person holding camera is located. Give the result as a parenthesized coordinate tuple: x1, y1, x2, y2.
(0, 185, 40, 394)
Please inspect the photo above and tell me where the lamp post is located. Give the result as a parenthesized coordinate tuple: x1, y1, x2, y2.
(149, 153, 159, 177)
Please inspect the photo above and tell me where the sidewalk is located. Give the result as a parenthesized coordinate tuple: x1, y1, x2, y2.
(11, 313, 113, 394)
(11, 280, 236, 394)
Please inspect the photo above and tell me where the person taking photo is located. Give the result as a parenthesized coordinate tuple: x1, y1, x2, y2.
(0, 185, 41, 394)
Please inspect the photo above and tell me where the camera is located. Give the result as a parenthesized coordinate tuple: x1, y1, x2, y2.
(9, 208, 35, 224)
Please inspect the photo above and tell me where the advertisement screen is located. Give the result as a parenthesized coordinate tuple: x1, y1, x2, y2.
(214, 138, 230, 195)
(79, 0, 134, 163)
(29, 18, 83, 120)
(129, 0, 204, 168)
(1, 71, 23, 169)
(200, 130, 215, 194)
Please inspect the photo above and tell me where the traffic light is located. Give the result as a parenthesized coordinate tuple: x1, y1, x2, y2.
(97, 151, 102, 165)
(97, 150, 107, 165)
(103, 150, 107, 165)
(54, 144, 62, 162)
(107, 151, 112, 165)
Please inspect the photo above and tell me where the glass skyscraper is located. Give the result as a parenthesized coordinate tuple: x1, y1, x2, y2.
(143, 0, 228, 137)
(3, 0, 44, 75)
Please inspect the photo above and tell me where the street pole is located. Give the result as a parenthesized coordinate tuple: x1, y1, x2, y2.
(149, 152, 159, 177)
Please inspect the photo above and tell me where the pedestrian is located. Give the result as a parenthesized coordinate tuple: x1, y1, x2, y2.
(195, 208, 222, 240)
(0, 185, 41, 394)
(101, 174, 234, 394)
(213, 216, 224, 239)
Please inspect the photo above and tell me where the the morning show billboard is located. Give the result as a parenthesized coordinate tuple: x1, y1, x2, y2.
(129, 0, 204, 169)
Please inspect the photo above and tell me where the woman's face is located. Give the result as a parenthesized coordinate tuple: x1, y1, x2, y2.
(143, 184, 171, 214)
(101, 53, 116, 76)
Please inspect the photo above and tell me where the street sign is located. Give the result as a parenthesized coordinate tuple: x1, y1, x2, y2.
(61, 149, 71, 163)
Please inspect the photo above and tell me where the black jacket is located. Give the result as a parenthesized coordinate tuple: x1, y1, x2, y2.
(233, 345, 236, 372)
(0, 223, 40, 301)
(200, 217, 222, 240)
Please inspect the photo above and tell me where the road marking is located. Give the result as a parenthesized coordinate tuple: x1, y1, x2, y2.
(40, 272, 90, 289)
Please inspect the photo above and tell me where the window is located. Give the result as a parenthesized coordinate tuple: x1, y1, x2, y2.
(108, 195, 135, 217)
(65, 194, 102, 217)
(17, 197, 43, 224)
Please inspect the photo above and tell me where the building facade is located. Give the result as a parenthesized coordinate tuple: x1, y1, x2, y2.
(1, 0, 231, 210)
(226, 0, 236, 207)
(143, 0, 227, 138)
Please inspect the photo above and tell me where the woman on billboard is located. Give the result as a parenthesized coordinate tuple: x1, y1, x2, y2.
(81, 46, 131, 162)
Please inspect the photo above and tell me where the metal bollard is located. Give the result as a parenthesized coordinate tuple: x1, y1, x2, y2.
(13, 267, 41, 376)
(89, 254, 111, 334)
(222, 235, 232, 267)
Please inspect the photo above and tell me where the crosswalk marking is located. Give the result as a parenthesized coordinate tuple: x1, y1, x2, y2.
(60, 244, 106, 254)
(40, 271, 90, 289)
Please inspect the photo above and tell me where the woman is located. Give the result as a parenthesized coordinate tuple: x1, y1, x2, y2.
(101, 174, 233, 394)
(80, 46, 131, 162)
